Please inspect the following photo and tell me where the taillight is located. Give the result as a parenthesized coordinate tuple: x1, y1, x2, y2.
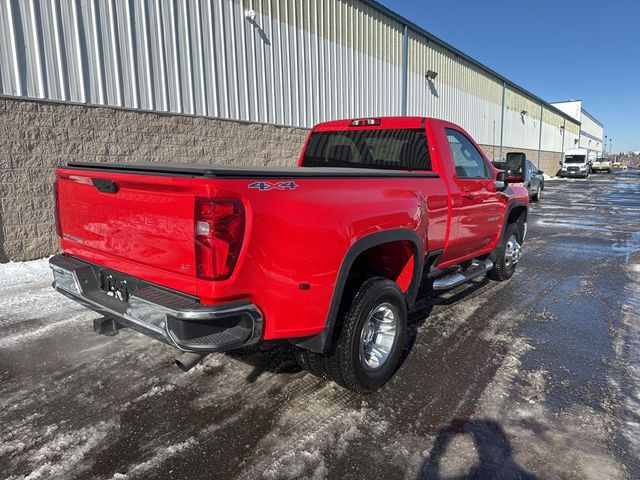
(195, 199, 245, 281)
(54, 178, 62, 238)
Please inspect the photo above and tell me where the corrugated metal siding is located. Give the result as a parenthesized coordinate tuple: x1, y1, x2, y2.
(406, 30, 503, 146)
(0, 0, 404, 127)
(580, 113, 604, 141)
(503, 88, 541, 150)
(541, 108, 565, 152)
(0, 0, 582, 153)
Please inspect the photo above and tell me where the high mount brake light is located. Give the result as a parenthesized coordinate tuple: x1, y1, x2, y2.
(350, 118, 381, 127)
(195, 199, 245, 281)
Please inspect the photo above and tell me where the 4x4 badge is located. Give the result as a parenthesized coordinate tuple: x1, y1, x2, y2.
(248, 181, 299, 191)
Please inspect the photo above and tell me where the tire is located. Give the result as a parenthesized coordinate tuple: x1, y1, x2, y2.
(531, 184, 541, 202)
(325, 277, 407, 393)
(487, 223, 522, 282)
(293, 348, 330, 380)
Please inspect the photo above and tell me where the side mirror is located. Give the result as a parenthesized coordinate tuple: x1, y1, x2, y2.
(537, 170, 544, 175)
(559, 160, 563, 166)
(494, 171, 507, 192)
(505, 152, 525, 183)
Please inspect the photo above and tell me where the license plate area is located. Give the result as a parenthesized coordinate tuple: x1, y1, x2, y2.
(100, 272, 131, 302)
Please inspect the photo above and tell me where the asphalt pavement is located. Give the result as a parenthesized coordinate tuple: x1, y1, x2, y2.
(1, 170, 639, 480)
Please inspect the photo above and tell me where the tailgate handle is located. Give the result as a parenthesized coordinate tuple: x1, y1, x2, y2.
(92, 178, 119, 194)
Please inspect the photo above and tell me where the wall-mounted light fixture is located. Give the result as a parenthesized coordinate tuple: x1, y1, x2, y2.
(519, 109, 527, 124)
(245, 9, 256, 21)
(425, 70, 438, 81)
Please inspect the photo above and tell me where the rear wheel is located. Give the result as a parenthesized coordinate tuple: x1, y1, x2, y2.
(295, 277, 407, 393)
(487, 223, 522, 281)
(532, 184, 541, 202)
(328, 277, 407, 393)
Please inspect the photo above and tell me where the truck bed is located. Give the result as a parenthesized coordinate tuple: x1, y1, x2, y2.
(66, 161, 439, 179)
(56, 161, 449, 340)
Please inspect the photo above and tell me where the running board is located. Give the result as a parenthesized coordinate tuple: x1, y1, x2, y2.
(432, 259, 494, 291)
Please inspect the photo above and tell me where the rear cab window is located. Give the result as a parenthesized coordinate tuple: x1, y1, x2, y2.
(301, 129, 432, 171)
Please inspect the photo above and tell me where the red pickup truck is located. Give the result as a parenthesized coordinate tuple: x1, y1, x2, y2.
(50, 117, 528, 393)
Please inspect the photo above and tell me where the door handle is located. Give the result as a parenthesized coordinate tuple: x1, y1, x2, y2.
(463, 194, 474, 200)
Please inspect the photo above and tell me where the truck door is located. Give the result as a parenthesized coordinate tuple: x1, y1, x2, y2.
(444, 128, 504, 259)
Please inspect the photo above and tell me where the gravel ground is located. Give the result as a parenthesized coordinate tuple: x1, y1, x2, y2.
(1, 170, 639, 480)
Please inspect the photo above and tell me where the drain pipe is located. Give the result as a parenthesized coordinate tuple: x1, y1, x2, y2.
(175, 352, 208, 372)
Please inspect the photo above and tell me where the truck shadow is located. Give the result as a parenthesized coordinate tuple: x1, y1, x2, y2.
(417, 417, 539, 479)
(224, 341, 302, 383)
(401, 276, 493, 365)
(222, 276, 494, 384)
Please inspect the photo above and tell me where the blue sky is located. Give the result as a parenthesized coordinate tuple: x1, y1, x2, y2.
(380, 0, 639, 153)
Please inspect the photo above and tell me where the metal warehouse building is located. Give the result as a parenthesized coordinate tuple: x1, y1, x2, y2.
(0, 0, 593, 262)
(551, 100, 605, 157)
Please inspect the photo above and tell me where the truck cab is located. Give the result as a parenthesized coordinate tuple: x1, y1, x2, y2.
(560, 148, 593, 178)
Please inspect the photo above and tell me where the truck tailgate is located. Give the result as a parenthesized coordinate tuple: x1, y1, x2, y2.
(56, 168, 197, 294)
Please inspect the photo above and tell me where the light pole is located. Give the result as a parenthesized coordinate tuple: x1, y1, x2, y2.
(610, 138, 613, 155)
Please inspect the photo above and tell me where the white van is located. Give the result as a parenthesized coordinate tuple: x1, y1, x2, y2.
(560, 148, 594, 178)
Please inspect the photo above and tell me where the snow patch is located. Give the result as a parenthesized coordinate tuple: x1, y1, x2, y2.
(130, 383, 176, 403)
(241, 387, 369, 480)
(613, 256, 640, 456)
(6, 421, 116, 480)
(0, 258, 52, 287)
(475, 337, 625, 479)
(108, 438, 197, 479)
(0, 312, 88, 348)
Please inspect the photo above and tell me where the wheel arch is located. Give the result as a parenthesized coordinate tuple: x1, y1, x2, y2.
(290, 229, 424, 353)
(505, 202, 528, 242)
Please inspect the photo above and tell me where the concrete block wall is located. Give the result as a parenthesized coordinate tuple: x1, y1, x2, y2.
(479, 144, 563, 177)
(0, 96, 564, 263)
(0, 97, 307, 262)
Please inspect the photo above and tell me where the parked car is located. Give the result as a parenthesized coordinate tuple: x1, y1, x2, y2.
(50, 116, 529, 393)
(494, 155, 544, 202)
(525, 158, 545, 201)
(559, 148, 592, 178)
(592, 157, 613, 173)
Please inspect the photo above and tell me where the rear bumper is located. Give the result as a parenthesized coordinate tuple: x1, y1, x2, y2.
(49, 254, 263, 353)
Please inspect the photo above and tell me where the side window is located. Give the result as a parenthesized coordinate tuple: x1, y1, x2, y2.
(527, 160, 535, 173)
(445, 129, 491, 179)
